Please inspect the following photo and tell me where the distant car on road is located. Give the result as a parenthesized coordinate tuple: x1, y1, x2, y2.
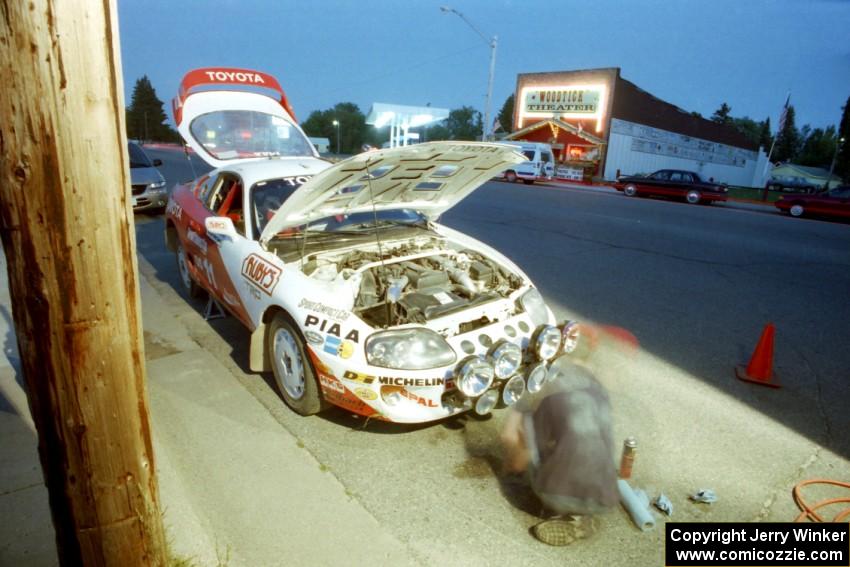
(129, 141, 168, 213)
(774, 186, 850, 219)
(766, 175, 818, 194)
(613, 169, 728, 205)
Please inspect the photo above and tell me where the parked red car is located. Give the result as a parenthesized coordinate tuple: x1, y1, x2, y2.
(774, 186, 850, 219)
(614, 169, 728, 204)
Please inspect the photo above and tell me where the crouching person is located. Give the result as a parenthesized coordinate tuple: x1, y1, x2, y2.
(500, 356, 618, 546)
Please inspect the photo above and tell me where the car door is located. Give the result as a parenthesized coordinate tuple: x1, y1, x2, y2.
(667, 171, 689, 197)
(821, 187, 850, 217)
(194, 172, 254, 327)
(642, 170, 670, 196)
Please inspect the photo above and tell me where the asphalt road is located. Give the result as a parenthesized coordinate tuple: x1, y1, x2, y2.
(137, 146, 850, 564)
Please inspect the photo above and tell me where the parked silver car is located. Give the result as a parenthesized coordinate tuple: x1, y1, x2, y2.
(128, 141, 168, 212)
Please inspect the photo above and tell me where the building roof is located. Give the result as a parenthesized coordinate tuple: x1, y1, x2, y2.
(612, 77, 759, 151)
(772, 163, 841, 180)
(507, 118, 605, 145)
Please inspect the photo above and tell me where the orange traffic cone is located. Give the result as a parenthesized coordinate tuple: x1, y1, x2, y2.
(735, 323, 780, 388)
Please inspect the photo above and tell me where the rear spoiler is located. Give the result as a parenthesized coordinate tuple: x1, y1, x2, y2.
(172, 67, 298, 126)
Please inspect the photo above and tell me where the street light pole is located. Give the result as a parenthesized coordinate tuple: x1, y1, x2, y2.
(332, 119, 340, 154)
(440, 6, 497, 141)
(824, 136, 845, 192)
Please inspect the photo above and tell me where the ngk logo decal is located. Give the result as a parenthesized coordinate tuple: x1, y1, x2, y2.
(204, 70, 265, 84)
(241, 254, 281, 295)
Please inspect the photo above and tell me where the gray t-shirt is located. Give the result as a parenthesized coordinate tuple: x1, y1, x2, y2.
(515, 358, 618, 515)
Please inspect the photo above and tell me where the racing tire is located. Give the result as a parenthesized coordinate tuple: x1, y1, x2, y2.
(267, 313, 325, 416)
(504, 171, 517, 183)
(685, 190, 702, 205)
(175, 242, 205, 299)
(789, 203, 805, 218)
(623, 184, 638, 197)
(523, 180, 534, 185)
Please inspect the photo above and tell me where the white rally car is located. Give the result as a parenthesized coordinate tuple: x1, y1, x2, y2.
(165, 68, 582, 424)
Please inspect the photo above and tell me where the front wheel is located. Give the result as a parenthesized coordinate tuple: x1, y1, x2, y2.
(504, 171, 517, 183)
(623, 184, 638, 197)
(268, 313, 325, 416)
(789, 204, 805, 217)
(176, 242, 205, 299)
(686, 190, 702, 204)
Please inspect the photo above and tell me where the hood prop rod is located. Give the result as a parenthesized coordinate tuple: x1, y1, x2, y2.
(364, 155, 392, 328)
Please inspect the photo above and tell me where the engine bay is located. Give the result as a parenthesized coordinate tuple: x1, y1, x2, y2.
(300, 238, 524, 328)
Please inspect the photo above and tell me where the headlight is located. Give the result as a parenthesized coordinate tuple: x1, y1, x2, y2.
(488, 341, 521, 379)
(533, 325, 562, 361)
(519, 288, 550, 326)
(365, 328, 456, 370)
(561, 321, 581, 354)
(502, 375, 525, 406)
(474, 389, 499, 416)
(149, 181, 167, 191)
(455, 356, 495, 397)
(526, 363, 547, 394)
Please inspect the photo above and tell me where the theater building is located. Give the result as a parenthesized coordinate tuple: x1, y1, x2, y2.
(505, 68, 768, 186)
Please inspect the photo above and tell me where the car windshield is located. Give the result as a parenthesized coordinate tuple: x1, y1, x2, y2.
(190, 110, 315, 161)
(128, 143, 152, 168)
(251, 177, 429, 239)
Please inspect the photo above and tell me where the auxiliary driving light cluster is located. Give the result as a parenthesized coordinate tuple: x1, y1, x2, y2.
(452, 321, 582, 416)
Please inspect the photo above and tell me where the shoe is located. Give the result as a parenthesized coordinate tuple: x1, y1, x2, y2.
(531, 516, 596, 546)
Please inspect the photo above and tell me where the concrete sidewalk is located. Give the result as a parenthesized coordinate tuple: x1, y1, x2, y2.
(0, 248, 420, 566)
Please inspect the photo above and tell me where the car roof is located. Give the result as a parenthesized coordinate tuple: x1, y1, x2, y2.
(211, 157, 330, 188)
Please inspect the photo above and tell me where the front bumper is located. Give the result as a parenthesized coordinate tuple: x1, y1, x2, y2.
(132, 190, 168, 212)
(314, 311, 567, 424)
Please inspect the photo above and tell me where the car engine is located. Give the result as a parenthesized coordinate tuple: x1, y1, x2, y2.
(302, 239, 523, 328)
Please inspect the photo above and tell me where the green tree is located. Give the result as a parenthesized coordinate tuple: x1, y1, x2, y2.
(125, 76, 178, 143)
(731, 116, 761, 148)
(711, 103, 732, 124)
(797, 126, 837, 167)
(496, 94, 514, 133)
(772, 105, 801, 163)
(301, 102, 373, 154)
(758, 117, 773, 151)
(446, 106, 482, 141)
(426, 123, 450, 141)
(836, 95, 850, 182)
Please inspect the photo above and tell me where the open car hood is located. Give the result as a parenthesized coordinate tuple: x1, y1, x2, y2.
(259, 142, 526, 245)
(172, 68, 318, 169)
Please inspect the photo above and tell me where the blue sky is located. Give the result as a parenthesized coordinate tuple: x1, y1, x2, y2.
(118, 0, 850, 133)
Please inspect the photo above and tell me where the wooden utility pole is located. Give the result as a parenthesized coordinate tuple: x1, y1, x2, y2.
(0, 2, 167, 565)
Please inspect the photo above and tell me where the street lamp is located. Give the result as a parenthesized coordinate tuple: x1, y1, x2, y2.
(440, 5, 497, 142)
(825, 136, 845, 192)
(332, 119, 340, 154)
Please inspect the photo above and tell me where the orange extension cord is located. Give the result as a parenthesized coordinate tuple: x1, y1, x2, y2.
(793, 479, 850, 522)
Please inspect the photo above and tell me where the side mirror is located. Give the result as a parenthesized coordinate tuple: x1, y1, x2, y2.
(205, 216, 238, 241)
(152, 158, 163, 167)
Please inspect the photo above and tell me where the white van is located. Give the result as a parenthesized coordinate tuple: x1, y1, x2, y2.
(498, 141, 555, 184)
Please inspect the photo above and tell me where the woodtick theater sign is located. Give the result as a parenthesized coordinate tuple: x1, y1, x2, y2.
(523, 89, 600, 114)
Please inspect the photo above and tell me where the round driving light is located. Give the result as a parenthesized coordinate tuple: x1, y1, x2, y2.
(455, 356, 495, 398)
(561, 321, 581, 354)
(526, 363, 547, 394)
(534, 325, 562, 361)
(502, 375, 526, 406)
(474, 389, 499, 415)
(489, 341, 522, 379)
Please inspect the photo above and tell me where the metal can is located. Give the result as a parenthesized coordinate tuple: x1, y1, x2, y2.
(619, 437, 637, 479)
